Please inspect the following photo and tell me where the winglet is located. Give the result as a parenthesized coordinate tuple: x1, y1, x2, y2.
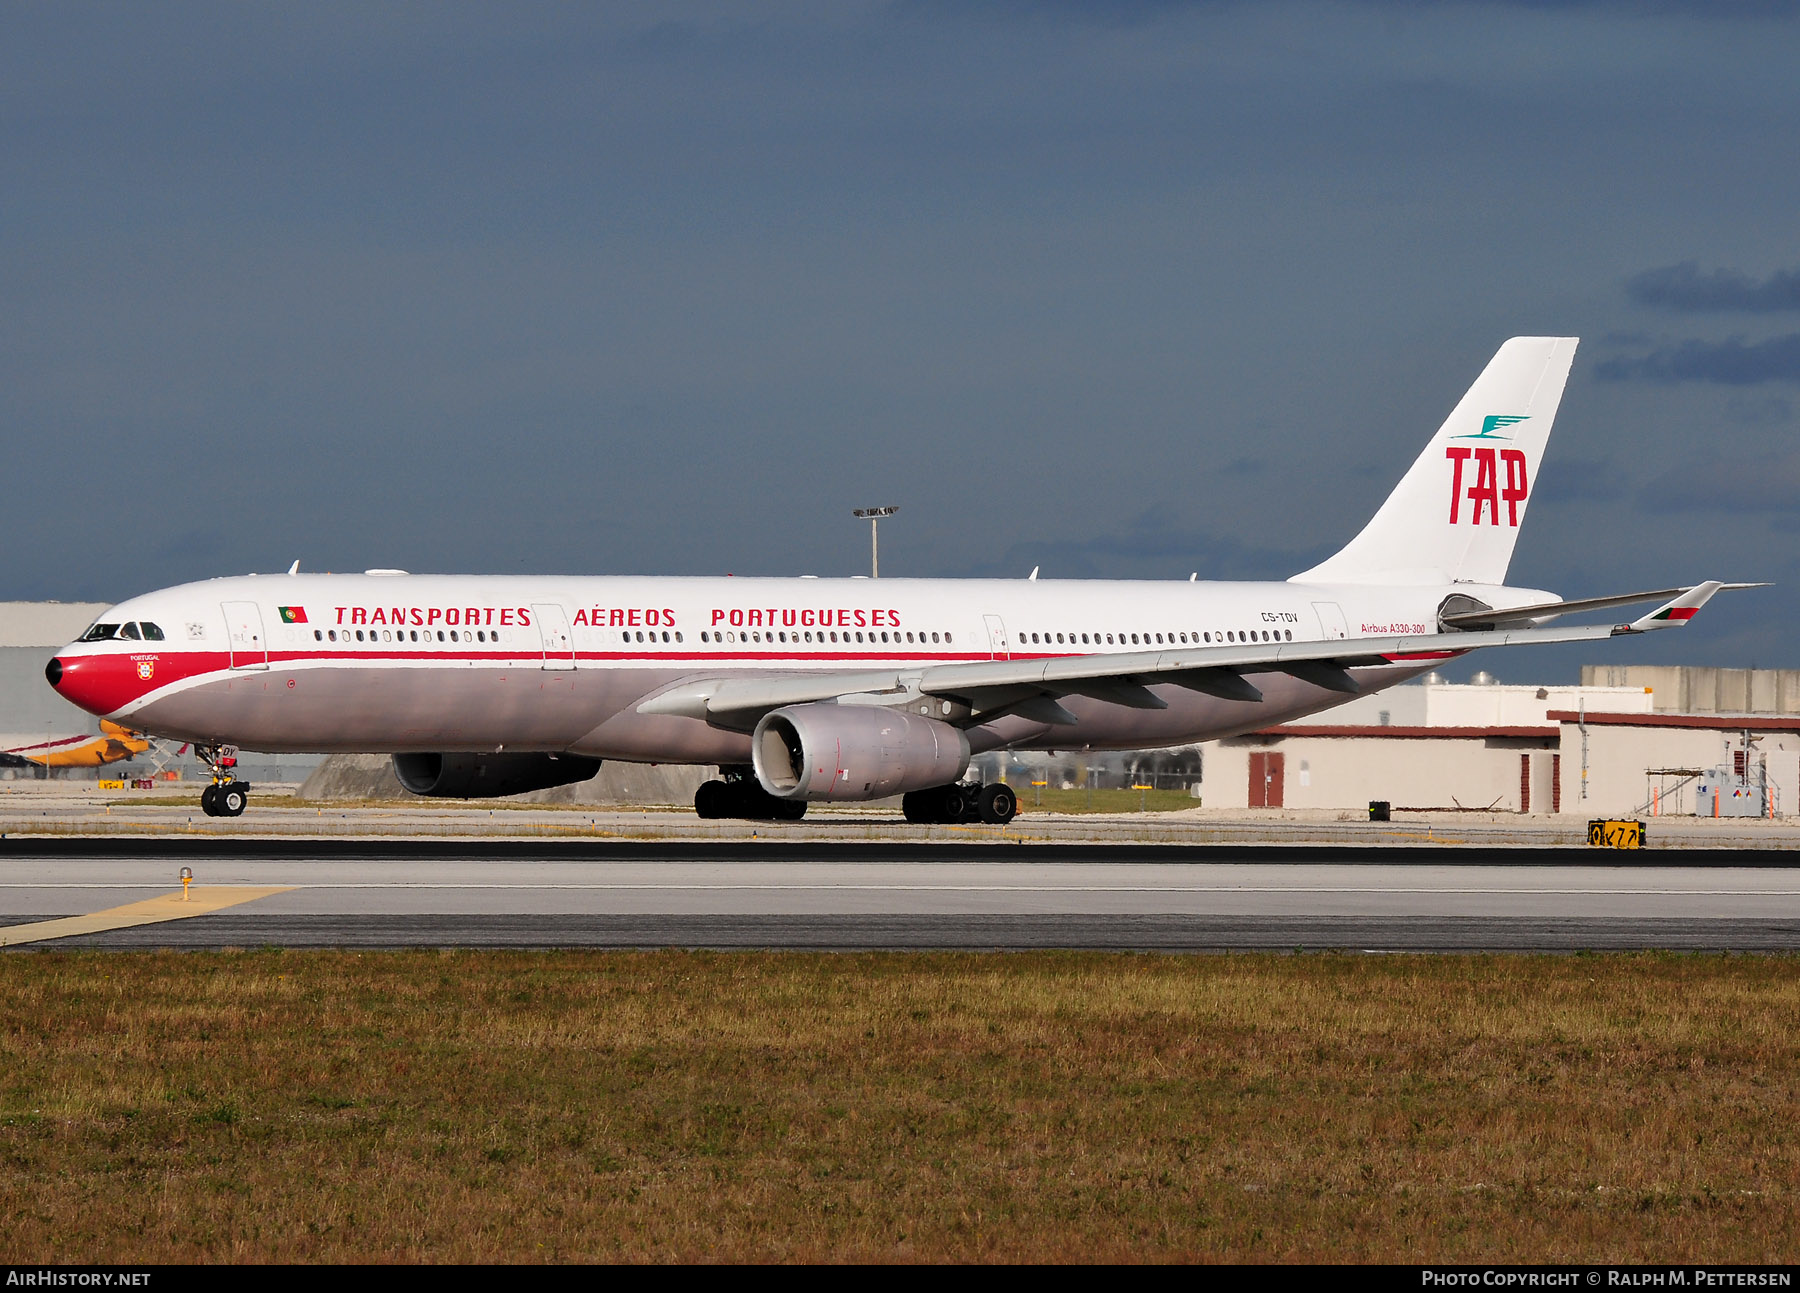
(1626, 581, 1725, 632)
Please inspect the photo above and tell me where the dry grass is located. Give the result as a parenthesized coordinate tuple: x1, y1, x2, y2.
(0, 951, 1794, 1262)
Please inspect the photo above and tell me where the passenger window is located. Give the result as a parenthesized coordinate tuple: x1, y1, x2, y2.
(314, 630, 323, 641)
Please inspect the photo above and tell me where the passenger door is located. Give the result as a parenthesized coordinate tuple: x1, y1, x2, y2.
(532, 603, 575, 670)
(221, 601, 268, 671)
(983, 614, 1010, 661)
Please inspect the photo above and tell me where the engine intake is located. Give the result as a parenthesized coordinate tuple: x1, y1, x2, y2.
(392, 752, 602, 799)
(752, 703, 970, 802)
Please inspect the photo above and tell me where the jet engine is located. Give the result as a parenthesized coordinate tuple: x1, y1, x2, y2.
(751, 703, 970, 802)
(392, 752, 602, 799)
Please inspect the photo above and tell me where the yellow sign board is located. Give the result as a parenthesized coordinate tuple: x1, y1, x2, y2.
(1587, 819, 1646, 849)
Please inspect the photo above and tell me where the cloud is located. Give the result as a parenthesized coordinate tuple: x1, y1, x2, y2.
(956, 510, 1328, 581)
(1530, 457, 1626, 503)
(1640, 451, 1800, 514)
(1726, 394, 1794, 426)
(1594, 334, 1800, 385)
(1626, 262, 1800, 313)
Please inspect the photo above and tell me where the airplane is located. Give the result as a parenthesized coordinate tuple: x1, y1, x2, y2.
(43, 337, 1754, 820)
(0, 719, 151, 773)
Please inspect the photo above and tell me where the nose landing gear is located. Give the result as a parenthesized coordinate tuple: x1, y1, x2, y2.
(195, 744, 251, 818)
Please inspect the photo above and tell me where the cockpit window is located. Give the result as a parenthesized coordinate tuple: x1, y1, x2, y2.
(79, 623, 120, 642)
(139, 622, 164, 641)
(119, 623, 141, 640)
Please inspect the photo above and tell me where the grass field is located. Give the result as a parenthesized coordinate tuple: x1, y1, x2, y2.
(1, 950, 1794, 1262)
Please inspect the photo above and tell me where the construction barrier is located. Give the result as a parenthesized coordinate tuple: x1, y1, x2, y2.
(1587, 819, 1646, 849)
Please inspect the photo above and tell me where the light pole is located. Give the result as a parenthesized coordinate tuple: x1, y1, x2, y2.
(852, 506, 898, 578)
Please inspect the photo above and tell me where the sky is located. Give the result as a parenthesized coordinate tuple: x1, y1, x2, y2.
(6, 0, 1799, 681)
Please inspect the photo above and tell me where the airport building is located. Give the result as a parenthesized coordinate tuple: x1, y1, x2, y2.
(1202, 669, 1800, 818)
(0, 601, 111, 748)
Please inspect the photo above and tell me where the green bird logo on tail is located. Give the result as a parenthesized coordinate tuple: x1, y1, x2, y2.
(1455, 414, 1530, 441)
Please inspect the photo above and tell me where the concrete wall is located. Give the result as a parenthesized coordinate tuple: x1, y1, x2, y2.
(1581, 664, 1800, 715)
(1202, 722, 1800, 817)
(1205, 734, 1554, 812)
(1558, 723, 1800, 818)
(0, 603, 108, 649)
(1302, 681, 1651, 728)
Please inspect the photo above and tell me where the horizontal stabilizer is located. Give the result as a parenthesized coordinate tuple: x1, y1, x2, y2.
(1441, 582, 1765, 630)
(1628, 581, 1726, 631)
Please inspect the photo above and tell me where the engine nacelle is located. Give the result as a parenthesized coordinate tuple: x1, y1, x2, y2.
(752, 703, 970, 802)
(392, 752, 602, 799)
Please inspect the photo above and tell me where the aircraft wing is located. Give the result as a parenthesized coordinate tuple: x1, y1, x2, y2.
(640, 580, 1739, 729)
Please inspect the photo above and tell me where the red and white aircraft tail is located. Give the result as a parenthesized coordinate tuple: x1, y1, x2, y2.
(1293, 337, 1578, 587)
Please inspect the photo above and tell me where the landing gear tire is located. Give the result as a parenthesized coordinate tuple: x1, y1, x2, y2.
(977, 782, 1018, 825)
(695, 780, 728, 819)
(697, 773, 807, 822)
(902, 790, 935, 824)
(195, 744, 249, 818)
(904, 782, 1014, 825)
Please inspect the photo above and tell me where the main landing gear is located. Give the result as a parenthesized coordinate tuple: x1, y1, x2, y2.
(903, 781, 1018, 826)
(195, 743, 251, 818)
(694, 767, 807, 822)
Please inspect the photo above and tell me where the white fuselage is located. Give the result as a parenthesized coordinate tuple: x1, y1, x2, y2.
(48, 572, 1541, 763)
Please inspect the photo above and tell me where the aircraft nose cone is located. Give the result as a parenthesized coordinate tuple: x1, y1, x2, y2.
(45, 657, 63, 688)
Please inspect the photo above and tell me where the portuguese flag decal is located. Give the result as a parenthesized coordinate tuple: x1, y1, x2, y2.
(278, 606, 308, 624)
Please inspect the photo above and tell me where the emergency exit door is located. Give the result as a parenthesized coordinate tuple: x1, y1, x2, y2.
(1249, 751, 1285, 808)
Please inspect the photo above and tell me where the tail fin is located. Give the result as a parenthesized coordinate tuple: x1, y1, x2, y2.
(1291, 337, 1579, 586)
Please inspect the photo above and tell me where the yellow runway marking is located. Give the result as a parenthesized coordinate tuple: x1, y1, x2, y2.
(0, 886, 296, 948)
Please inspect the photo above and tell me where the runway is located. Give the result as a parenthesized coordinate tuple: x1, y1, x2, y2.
(3, 838, 1799, 950)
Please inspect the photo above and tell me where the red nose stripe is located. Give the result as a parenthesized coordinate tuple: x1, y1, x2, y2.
(50, 652, 230, 717)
